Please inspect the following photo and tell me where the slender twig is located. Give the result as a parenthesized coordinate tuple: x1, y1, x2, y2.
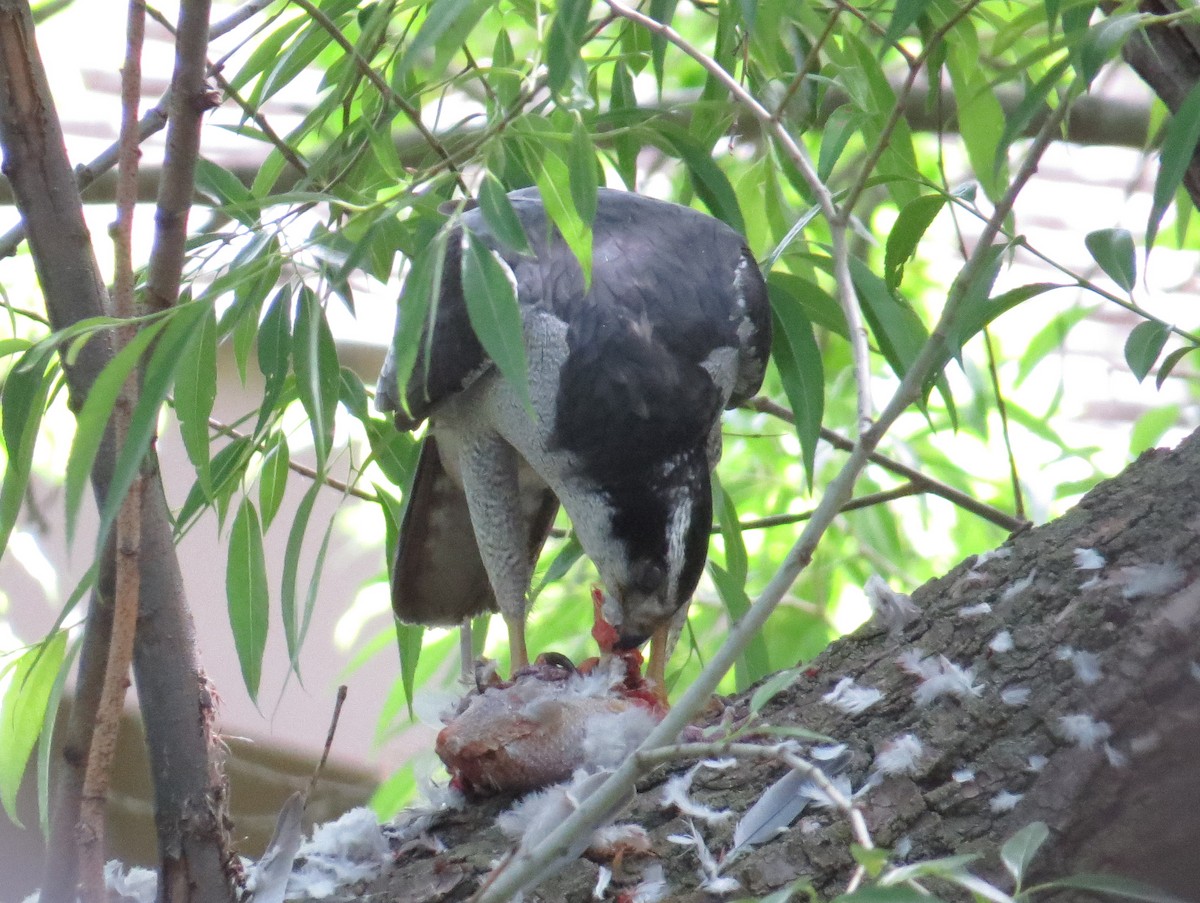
(204, 414, 375, 501)
(837, 0, 982, 217)
(601, 0, 874, 435)
(209, 0, 275, 40)
(713, 483, 925, 533)
(77, 4, 145, 898)
(473, 66, 1075, 903)
(285, 0, 468, 193)
(144, 2, 309, 178)
(747, 397, 1026, 533)
(982, 328, 1026, 520)
(304, 685, 348, 800)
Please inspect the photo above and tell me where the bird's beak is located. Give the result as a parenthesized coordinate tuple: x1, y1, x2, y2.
(613, 630, 650, 651)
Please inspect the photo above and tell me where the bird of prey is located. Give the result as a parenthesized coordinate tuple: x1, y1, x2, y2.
(377, 187, 771, 697)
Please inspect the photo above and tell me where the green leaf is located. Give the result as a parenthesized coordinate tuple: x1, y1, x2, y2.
(530, 534, 585, 601)
(63, 321, 166, 544)
(174, 304, 218, 492)
(394, 622, 425, 721)
(396, 0, 478, 78)
(1078, 13, 1145, 87)
(98, 305, 206, 551)
(546, 0, 590, 94)
(997, 58, 1072, 169)
(1084, 229, 1136, 292)
(851, 843, 892, 878)
(850, 258, 927, 378)
(0, 631, 66, 825)
(0, 346, 54, 559)
(293, 287, 340, 467)
(478, 175, 532, 255)
(568, 118, 599, 225)
(651, 122, 746, 234)
(767, 273, 848, 339)
(883, 0, 933, 47)
(1129, 404, 1179, 456)
(1000, 821, 1048, 888)
(175, 436, 255, 536)
(819, 105, 860, 182)
(833, 887, 931, 903)
(1016, 302, 1094, 385)
(387, 233, 448, 421)
(461, 232, 532, 417)
(1124, 319, 1170, 383)
(532, 151, 594, 286)
(648, 0, 679, 93)
(281, 482, 320, 668)
(769, 297, 824, 487)
(1156, 344, 1198, 389)
(749, 667, 800, 715)
(1148, 80, 1200, 252)
(258, 431, 290, 530)
(227, 498, 269, 701)
(1034, 873, 1190, 903)
(194, 158, 254, 224)
(885, 194, 946, 289)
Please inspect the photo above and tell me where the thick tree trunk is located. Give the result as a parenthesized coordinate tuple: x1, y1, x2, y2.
(354, 427, 1200, 902)
(0, 2, 234, 900)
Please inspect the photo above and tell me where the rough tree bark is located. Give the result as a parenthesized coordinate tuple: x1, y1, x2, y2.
(0, 2, 234, 900)
(348, 427, 1200, 902)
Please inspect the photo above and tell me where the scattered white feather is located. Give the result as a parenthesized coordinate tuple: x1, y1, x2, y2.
(418, 776, 466, 811)
(1001, 568, 1038, 602)
(989, 791, 1024, 813)
(669, 821, 740, 895)
(975, 548, 1011, 567)
(590, 823, 652, 858)
(249, 792, 306, 903)
(958, 602, 993, 618)
(628, 864, 669, 903)
(873, 734, 924, 776)
(581, 704, 660, 770)
(661, 764, 731, 823)
(865, 574, 920, 631)
(895, 647, 936, 678)
(1121, 562, 1186, 600)
(593, 865, 612, 899)
(1190, 662, 1200, 682)
(912, 656, 983, 706)
(731, 769, 812, 852)
(809, 772, 854, 810)
(1104, 743, 1129, 768)
(1056, 646, 1102, 685)
(989, 630, 1015, 653)
(894, 835, 913, 860)
(1129, 732, 1161, 755)
(1074, 548, 1105, 571)
(811, 743, 848, 761)
(952, 768, 976, 783)
(1057, 713, 1113, 749)
(823, 676, 883, 714)
(1001, 686, 1031, 706)
(287, 808, 389, 899)
(103, 861, 158, 903)
(1079, 574, 1104, 590)
(701, 757, 738, 770)
(1026, 754, 1048, 772)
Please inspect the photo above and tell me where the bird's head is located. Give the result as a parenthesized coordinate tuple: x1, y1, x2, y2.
(589, 452, 714, 650)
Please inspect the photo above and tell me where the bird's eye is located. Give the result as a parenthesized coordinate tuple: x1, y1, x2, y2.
(631, 560, 666, 595)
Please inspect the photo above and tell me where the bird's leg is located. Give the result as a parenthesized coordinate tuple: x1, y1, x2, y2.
(458, 619, 474, 684)
(456, 433, 534, 676)
(646, 624, 671, 707)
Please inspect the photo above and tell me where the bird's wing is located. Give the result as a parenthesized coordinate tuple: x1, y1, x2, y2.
(392, 435, 560, 626)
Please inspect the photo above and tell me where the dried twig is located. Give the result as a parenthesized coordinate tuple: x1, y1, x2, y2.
(77, 3, 146, 898)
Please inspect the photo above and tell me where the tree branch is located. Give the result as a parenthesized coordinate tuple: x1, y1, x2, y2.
(77, 3, 145, 898)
